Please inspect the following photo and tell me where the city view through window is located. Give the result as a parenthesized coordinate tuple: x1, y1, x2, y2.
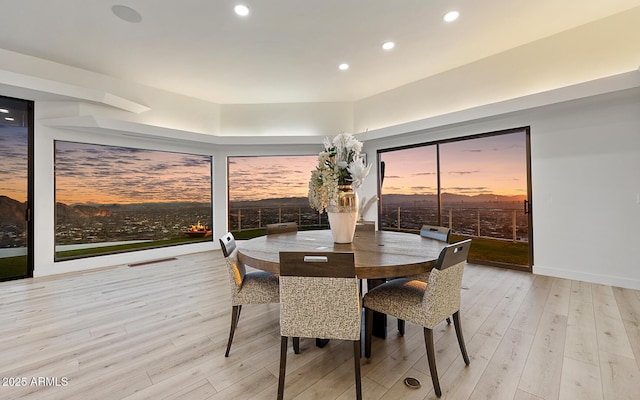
(54, 141, 213, 260)
(228, 130, 530, 266)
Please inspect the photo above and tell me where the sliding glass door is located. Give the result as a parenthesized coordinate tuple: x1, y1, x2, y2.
(378, 128, 532, 269)
(0, 95, 33, 281)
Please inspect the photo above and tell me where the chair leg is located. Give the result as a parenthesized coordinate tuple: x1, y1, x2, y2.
(353, 340, 362, 400)
(452, 311, 470, 365)
(277, 336, 288, 400)
(424, 327, 442, 397)
(293, 337, 300, 354)
(236, 304, 243, 323)
(364, 308, 373, 358)
(397, 319, 405, 336)
(225, 305, 241, 357)
(446, 317, 451, 325)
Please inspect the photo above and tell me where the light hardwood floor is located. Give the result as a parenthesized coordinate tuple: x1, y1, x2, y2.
(1, 250, 639, 399)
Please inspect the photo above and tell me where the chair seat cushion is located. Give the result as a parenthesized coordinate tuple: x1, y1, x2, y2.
(364, 278, 429, 327)
(232, 271, 280, 305)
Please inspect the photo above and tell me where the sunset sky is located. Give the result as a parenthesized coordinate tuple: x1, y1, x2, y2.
(2, 127, 526, 205)
(228, 155, 317, 202)
(228, 131, 526, 202)
(55, 141, 212, 205)
(381, 131, 527, 197)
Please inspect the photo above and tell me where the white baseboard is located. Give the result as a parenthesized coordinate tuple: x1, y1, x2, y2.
(533, 265, 640, 290)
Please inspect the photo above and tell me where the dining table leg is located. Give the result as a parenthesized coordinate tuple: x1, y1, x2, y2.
(366, 278, 387, 339)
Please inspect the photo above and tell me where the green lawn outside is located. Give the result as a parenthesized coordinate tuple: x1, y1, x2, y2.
(55, 236, 213, 260)
(0, 255, 28, 280)
(450, 234, 529, 267)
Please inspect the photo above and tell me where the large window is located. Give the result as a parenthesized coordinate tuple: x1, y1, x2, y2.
(54, 141, 212, 260)
(227, 155, 323, 236)
(378, 128, 531, 268)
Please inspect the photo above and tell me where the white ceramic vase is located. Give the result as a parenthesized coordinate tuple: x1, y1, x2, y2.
(327, 210, 358, 243)
(327, 185, 358, 243)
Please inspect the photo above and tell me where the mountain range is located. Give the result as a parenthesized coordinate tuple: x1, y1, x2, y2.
(0, 195, 26, 226)
(229, 193, 527, 208)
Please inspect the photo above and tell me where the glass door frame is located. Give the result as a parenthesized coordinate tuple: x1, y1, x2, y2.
(26, 100, 34, 278)
(0, 96, 34, 281)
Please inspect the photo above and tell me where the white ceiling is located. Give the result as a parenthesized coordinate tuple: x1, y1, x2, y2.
(0, 0, 638, 104)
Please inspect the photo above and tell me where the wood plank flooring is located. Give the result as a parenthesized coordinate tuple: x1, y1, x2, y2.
(1, 250, 639, 399)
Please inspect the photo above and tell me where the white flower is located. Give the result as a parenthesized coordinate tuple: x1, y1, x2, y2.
(308, 132, 371, 212)
(347, 156, 372, 189)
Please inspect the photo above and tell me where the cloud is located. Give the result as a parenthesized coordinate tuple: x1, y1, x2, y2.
(443, 186, 491, 194)
(448, 170, 481, 175)
(54, 141, 212, 204)
(410, 186, 433, 190)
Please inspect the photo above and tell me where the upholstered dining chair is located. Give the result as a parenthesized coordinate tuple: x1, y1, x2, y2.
(364, 239, 472, 397)
(397, 224, 452, 335)
(277, 251, 362, 400)
(266, 222, 298, 235)
(218, 232, 280, 357)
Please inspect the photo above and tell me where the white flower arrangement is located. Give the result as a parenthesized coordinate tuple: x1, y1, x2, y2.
(308, 132, 371, 212)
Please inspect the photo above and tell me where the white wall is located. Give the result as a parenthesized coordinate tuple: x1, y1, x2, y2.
(221, 102, 353, 136)
(530, 89, 640, 288)
(361, 87, 640, 290)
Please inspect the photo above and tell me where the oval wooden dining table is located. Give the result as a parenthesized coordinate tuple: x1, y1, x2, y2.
(237, 229, 447, 338)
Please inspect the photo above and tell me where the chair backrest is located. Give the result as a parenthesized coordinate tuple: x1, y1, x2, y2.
(266, 222, 298, 235)
(219, 232, 236, 257)
(278, 252, 361, 341)
(420, 225, 451, 243)
(421, 239, 472, 328)
(435, 239, 471, 271)
(355, 221, 375, 231)
(218, 232, 246, 288)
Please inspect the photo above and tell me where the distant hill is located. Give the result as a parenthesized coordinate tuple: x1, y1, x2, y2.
(230, 197, 310, 208)
(56, 202, 115, 220)
(228, 193, 526, 209)
(381, 193, 526, 207)
(0, 195, 26, 226)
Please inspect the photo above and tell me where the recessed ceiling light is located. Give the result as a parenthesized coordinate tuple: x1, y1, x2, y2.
(443, 10, 459, 22)
(338, 63, 349, 71)
(234, 5, 250, 16)
(382, 41, 395, 50)
(5, 117, 15, 121)
(112, 5, 142, 23)
(0, 108, 8, 113)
